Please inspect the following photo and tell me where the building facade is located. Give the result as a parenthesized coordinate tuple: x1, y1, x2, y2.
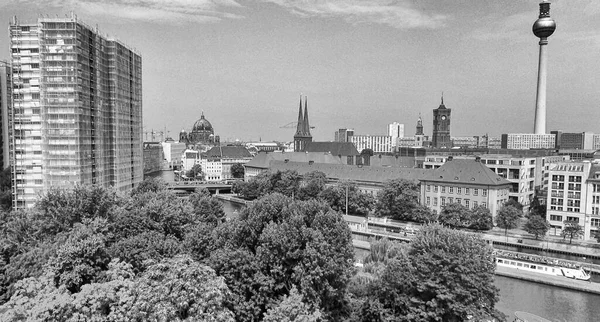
(501, 133, 555, 149)
(10, 16, 143, 209)
(546, 161, 591, 239)
(551, 131, 595, 150)
(143, 142, 163, 175)
(432, 97, 451, 148)
(350, 135, 394, 153)
(334, 128, 354, 143)
(0, 61, 11, 170)
(420, 158, 511, 218)
(161, 139, 186, 169)
(387, 122, 404, 139)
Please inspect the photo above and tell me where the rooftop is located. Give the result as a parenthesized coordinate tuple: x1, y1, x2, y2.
(420, 158, 511, 186)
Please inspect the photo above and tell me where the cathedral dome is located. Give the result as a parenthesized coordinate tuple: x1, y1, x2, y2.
(192, 113, 213, 132)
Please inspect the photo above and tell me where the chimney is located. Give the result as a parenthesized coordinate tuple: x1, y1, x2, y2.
(475, 156, 481, 162)
(447, 156, 453, 161)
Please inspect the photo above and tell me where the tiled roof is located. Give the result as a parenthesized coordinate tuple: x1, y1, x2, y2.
(205, 146, 252, 159)
(269, 161, 430, 184)
(245, 152, 345, 169)
(304, 142, 360, 156)
(420, 159, 511, 186)
(586, 163, 600, 183)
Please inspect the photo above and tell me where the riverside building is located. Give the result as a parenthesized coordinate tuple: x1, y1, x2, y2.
(9, 15, 142, 209)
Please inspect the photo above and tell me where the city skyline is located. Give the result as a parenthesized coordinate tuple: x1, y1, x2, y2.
(1, 1, 599, 142)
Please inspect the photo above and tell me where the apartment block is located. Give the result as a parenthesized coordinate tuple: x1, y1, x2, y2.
(546, 161, 590, 239)
(10, 16, 142, 208)
(350, 135, 393, 153)
(501, 133, 555, 149)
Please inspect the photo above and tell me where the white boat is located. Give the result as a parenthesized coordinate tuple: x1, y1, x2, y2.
(496, 257, 591, 281)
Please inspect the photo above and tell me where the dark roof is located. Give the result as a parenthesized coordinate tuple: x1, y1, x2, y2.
(245, 152, 344, 169)
(303, 141, 360, 156)
(369, 155, 415, 168)
(420, 159, 511, 186)
(205, 146, 252, 159)
(586, 163, 600, 183)
(269, 161, 430, 184)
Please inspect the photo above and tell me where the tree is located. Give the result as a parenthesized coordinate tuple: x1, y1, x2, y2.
(186, 164, 204, 180)
(529, 194, 546, 219)
(188, 190, 226, 225)
(0, 256, 234, 322)
(469, 205, 494, 230)
(374, 179, 420, 220)
(231, 163, 245, 179)
(496, 205, 521, 240)
(504, 199, 524, 212)
(318, 182, 375, 217)
(438, 203, 471, 228)
(562, 220, 583, 244)
(132, 177, 167, 195)
(409, 204, 438, 224)
(297, 171, 327, 201)
(209, 194, 354, 321)
(373, 224, 501, 321)
(523, 215, 550, 240)
(263, 287, 322, 322)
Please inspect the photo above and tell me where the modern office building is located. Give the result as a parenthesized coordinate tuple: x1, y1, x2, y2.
(10, 15, 142, 209)
(501, 133, 555, 149)
(0, 61, 11, 170)
(551, 131, 595, 150)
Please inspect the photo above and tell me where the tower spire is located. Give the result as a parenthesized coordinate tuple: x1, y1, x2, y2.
(303, 96, 311, 136)
(441, 92, 444, 105)
(295, 94, 304, 135)
(532, 0, 556, 134)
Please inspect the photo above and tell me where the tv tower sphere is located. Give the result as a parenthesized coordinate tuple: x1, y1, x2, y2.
(532, 0, 556, 135)
(532, 1, 556, 39)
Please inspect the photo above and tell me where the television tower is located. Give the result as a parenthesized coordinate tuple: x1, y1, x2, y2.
(532, 0, 556, 134)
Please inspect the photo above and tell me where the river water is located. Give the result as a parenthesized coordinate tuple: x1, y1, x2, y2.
(151, 170, 600, 321)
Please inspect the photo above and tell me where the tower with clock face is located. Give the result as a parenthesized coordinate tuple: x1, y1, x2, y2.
(432, 95, 452, 148)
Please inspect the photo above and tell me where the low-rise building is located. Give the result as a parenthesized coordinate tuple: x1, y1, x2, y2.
(143, 142, 164, 175)
(419, 157, 511, 217)
(244, 151, 345, 181)
(203, 146, 253, 182)
(350, 135, 394, 153)
(161, 139, 186, 170)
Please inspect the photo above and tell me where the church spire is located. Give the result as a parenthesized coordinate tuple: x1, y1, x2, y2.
(441, 92, 444, 105)
(303, 96, 311, 136)
(416, 113, 424, 135)
(295, 94, 304, 135)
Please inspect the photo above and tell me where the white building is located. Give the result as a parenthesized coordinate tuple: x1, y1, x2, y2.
(350, 135, 394, 153)
(161, 140, 186, 169)
(501, 133, 555, 149)
(387, 122, 404, 139)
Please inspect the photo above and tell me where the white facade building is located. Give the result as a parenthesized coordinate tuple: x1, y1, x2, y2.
(501, 133, 555, 149)
(350, 135, 393, 153)
(387, 122, 404, 139)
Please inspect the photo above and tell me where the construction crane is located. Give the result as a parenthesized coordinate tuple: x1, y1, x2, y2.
(280, 122, 316, 129)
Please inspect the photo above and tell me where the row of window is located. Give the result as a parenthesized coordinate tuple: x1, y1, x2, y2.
(549, 215, 580, 223)
(426, 185, 488, 196)
(426, 196, 487, 209)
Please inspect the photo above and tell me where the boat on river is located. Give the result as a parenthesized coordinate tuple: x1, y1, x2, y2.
(496, 256, 590, 281)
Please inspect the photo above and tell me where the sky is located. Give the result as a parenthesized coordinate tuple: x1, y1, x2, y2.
(0, 0, 599, 142)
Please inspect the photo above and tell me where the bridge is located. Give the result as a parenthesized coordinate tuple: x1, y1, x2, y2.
(166, 181, 232, 195)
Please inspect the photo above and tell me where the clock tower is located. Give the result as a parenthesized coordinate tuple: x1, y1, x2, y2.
(432, 95, 451, 148)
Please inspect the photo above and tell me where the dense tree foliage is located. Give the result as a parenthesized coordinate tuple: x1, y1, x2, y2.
(231, 163, 245, 179)
(318, 181, 375, 217)
(529, 194, 546, 218)
(469, 205, 494, 230)
(562, 220, 583, 244)
(350, 224, 502, 322)
(437, 203, 493, 230)
(374, 179, 421, 220)
(0, 167, 11, 211)
(209, 194, 354, 321)
(524, 215, 550, 240)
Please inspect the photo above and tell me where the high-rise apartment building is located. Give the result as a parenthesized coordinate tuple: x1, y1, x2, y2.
(500, 133, 555, 149)
(10, 16, 143, 209)
(387, 122, 404, 139)
(0, 61, 11, 170)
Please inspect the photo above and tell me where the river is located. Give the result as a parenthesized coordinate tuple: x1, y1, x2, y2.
(149, 170, 600, 321)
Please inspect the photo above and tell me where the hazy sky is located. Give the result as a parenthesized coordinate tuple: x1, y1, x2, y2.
(1, 0, 599, 142)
